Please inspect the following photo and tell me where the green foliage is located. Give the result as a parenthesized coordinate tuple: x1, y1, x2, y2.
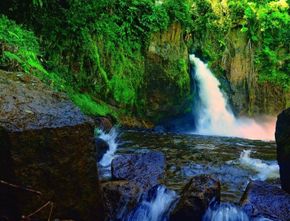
(190, 0, 289, 90)
(70, 93, 116, 117)
(0, 15, 44, 74)
(229, 0, 290, 89)
(1, 0, 194, 118)
(0, 15, 116, 117)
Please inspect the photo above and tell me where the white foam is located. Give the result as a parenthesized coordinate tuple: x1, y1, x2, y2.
(190, 54, 276, 141)
(126, 186, 177, 221)
(98, 127, 119, 167)
(239, 150, 279, 181)
(203, 203, 249, 221)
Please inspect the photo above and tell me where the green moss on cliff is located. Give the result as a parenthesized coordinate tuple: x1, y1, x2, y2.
(0, 15, 116, 117)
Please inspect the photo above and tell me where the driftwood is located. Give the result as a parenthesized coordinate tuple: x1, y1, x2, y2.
(0, 180, 42, 196)
(21, 201, 54, 221)
(0, 179, 54, 220)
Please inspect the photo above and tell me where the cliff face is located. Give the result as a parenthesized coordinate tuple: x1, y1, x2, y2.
(222, 29, 288, 116)
(143, 22, 191, 121)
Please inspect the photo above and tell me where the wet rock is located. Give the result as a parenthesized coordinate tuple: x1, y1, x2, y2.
(275, 108, 290, 193)
(101, 180, 142, 221)
(0, 70, 104, 220)
(241, 180, 290, 221)
(111, 151, 166, 190)
(170, 174, 221, 221)
(95, 138, 110, 161)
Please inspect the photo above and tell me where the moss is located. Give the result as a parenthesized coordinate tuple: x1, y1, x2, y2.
(70, 93, 117, 117)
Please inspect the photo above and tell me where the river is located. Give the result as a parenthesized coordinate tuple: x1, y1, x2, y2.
(118, 130, 278, 203)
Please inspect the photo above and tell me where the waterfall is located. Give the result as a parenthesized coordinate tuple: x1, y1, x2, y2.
(125, 185, 177, 221)
(203, 203, 249, 221)
(189, 54, 275, 140)
(98, 128, 119, 167)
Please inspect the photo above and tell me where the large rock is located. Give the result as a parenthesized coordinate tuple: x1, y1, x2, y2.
(170, 174, 221, 221)
(0, 70, 104, 220)
(95, 137, 110, 161)
(101, 180, 142, 221)
(241, 180, 290, 221)
(275, 108, 290, 194)
(111, 151, 165, 190)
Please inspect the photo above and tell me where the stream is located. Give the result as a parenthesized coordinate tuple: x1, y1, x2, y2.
(118, 130, 278, 203)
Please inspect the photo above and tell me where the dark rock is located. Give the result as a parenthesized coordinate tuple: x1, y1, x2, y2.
(111, 151, 166, 190)
(0, 70, 104, 220)
(95, 138, 110, 161)
(275, 108, 290, 193)
(170, 174, 221, 221)
(101, 180, 142, 221)
(0, 127, 21, 221)
(95, 117, 113, 133)
(241, 180, 290, 221)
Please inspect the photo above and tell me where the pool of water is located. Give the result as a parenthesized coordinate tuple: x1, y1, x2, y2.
(116, 130, 279, 203)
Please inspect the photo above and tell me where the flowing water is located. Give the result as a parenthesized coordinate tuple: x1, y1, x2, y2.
(125, 185, 177, 221)
(189, 54, 276, 141)
(98, 128, 119, 178)
(118, 130, 278, 202)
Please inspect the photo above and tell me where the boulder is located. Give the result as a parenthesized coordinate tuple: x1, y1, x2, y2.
(0, 70, 104, 220)
(275, 108, 290, 193)
(95, 138, 110, 161)
(111, 151, 165, 190)
(170, 174, 221, 221)
(101, 180, 142, 221)
(241, 180, 290, 221)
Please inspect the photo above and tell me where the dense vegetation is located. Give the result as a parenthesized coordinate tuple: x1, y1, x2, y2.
(0, 0, 289, 121)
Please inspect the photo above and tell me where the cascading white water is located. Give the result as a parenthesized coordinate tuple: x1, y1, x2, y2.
(98, 127, 119, 167)
(189, 54, 275, 140)
(125, 186, 177, 221)
(239, 150, 279, 181)
(203, 203, 249, 221)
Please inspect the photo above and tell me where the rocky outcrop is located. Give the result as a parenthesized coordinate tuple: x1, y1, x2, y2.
(0, 70, 104, 220)
(241, 180, 290, 221)
(275, 108, 290, 193)
(143, 22, 191, 122)
(111, 152, 166, 190)
(101, 180, 142, 221)
(222, 29, 287, 116)
(94, 117, 113, 132)
(170, 174, 221, 221)
(95, 137, 110, 161)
